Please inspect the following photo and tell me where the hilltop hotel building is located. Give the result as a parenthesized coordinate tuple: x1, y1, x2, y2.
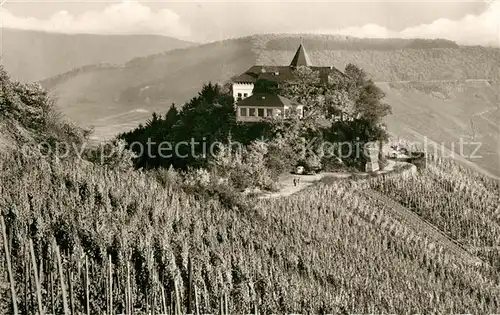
(232, 43, 344, 122)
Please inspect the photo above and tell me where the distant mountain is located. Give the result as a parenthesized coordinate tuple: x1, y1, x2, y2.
(38, 34, 500, 177)
(0, 28, 195, 82)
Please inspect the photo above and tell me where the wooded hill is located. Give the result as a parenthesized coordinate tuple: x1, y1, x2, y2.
(38, 34, 500, 177)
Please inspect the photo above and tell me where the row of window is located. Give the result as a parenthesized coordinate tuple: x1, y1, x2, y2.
(239, 107, 275, 117)
(237, 92, 248, 100)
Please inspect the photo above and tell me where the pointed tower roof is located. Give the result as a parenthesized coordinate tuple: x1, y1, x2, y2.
(290, 42, 312, 67)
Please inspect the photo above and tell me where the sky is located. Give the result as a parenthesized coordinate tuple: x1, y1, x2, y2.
(0, 0, 499, 46)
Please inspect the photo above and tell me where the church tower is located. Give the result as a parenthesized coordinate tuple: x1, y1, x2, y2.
(289, 41, 312, 68)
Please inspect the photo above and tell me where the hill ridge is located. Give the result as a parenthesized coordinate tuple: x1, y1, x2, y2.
(0, 27, 196, 82)
(33, 34, 500, 178)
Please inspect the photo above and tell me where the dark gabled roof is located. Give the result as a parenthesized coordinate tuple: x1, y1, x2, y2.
(233, 66, 294, 83)
(232, 72, 258, 83)
(237, 93, 301, 108)
(233, 65, 344, 85)
(255, 66, 296, 83)
(233, 43, 345, 85)
(290, 44, 311, 67)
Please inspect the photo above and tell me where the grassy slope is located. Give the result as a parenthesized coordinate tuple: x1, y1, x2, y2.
(39, 34, 500, 175)
(0, 28, 195, 82)
(381, 81, 499, 178)
(42, 37, 258, 140)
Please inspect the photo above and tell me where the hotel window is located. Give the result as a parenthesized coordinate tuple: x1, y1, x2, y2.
(243, 93, 248, 98)
(266, 109, 273, 117)
(249, 108, 256, 116)
(258, 108, 264, 117)
(240, 108, 247, 116)
(296, 107, 303, 118)
(284, 108, 291, 118)
(237, 93, 242, 100)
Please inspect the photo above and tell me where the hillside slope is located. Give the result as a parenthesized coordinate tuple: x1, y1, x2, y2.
(0, 28, 195, 82)
(39, 34, 500, 175)
(41, 36, 258, 139)
(378, 80, 499, 178)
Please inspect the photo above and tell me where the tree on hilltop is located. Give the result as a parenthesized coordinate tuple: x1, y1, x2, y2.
(0, 65, 89, 147)
(120, 83, 236, 170)
(344, 63, 391, 122)
(277, 63, 391, 170)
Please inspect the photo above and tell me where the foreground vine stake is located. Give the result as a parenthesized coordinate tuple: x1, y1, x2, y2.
(109, 255, 113, 315)
(55, 243, 70, 315)
(194, 284, 200, 315)
(67, 261, 75, 315)
(85, 255, 90, 315)
(29, 239, 44, 315)
(188, 256, 193, 314)
(1, 216, 19, 315)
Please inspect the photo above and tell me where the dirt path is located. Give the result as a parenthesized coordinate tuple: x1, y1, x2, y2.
(259, 160, 398, 199)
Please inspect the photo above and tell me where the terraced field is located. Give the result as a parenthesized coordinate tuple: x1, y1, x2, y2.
(362, 188, 484, 266)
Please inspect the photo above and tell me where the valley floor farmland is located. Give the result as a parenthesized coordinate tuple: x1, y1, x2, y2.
(1, 152, 500, 314)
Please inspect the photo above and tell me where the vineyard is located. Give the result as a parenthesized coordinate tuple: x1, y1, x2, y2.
(1, 150, 500, 314)
(370, 155, 500, 270)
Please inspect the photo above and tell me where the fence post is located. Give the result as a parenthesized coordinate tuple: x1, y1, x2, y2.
(160, 281, 167, 315)
(109, 255, 113, 315)
(152, 284, 157, 315)
(1, 216, 19, 315)
(106, 267, 109, 315)
(127, 261, 132, 315)
(29, 251, 34, 314)
(49, 266, 55, 315)
(125, 262, 129, 315)
(24, 257, 27, 315)
(194, 285, 200, 315)
(85, 255, 90, 315)
(224, 292, 228, 315)
(174, 279, 181, 315)
(68, 263, 75, 315)
(187, 256, 193, 314)
(29, 239, 44, 315)
(55, 244, 70, 315)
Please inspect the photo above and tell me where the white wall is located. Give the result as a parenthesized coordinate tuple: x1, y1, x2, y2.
(237, 106, 277, 122)
(236, 105, 304, 122)
(232, 82, 254, 102)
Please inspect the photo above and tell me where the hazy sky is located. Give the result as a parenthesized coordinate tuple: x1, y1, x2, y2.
(1, 0, 499, 46)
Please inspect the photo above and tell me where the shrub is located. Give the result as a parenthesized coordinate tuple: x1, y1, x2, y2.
(84, 139, 135, 170)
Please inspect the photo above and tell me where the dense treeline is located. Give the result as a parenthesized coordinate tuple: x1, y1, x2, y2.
(258, 47, 500, 81)
(120, 62, 390, 175)
(119, 83, 237, 170)
(265, 35, 459, 51)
